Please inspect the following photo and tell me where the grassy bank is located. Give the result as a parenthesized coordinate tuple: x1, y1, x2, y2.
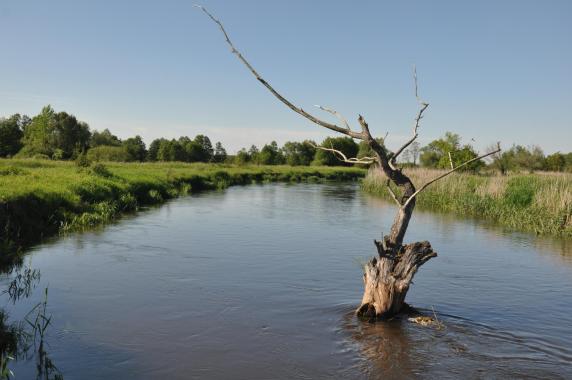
(0, 159, 365, 265)
(362, 168, 572, 237)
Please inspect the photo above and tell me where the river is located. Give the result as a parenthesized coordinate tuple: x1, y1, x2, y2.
(2, 182, 572, 379)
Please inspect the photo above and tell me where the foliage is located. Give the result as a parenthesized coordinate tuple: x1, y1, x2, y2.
(19, 106, 90, 159)
(19, 106, 57, 157)
(122, 135, 147, 162)
(213, 142, 227, 163)
(234, 148, 250, 165)
(500, 145, 545, 173)
(90, 128, 121, 147)
(86, 145, 129, 162)
(545, 152, 566, 172)
(258, 141, 284, 165)
(282, 140, 316, 166)
(312, 137, 359, 166)
(420, 132, 483, 172)
(0, 114, 26, 158)
(363, 167, 572, 237)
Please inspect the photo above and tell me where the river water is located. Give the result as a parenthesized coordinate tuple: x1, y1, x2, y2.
(2, 183, 572, 379)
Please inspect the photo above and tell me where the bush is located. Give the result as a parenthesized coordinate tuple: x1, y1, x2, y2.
(91, 163, 113, 178)
(504, 177, 536, 208)
(75, 153, 91, 168)
(87, 145, 129, 162)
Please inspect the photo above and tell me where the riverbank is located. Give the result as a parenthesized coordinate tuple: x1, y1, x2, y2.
(0, 159, 365, 266)
(362, 168, 572, 237)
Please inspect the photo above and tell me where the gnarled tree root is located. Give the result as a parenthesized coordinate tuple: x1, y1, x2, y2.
(356, 240, 436, 322)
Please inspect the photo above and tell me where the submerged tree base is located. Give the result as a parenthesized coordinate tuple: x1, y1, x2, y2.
(356, 241, 437, 322)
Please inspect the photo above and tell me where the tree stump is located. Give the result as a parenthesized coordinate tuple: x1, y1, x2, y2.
(356, 240, 437, 321)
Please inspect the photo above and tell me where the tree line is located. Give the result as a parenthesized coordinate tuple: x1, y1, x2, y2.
(1, 106, 571, 172)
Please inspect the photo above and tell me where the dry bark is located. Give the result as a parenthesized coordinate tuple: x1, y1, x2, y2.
(357, 241, 436, 321)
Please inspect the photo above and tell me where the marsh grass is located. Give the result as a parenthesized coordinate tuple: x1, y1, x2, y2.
(0, 159, 364, 264)
(362, 168, 572, 237)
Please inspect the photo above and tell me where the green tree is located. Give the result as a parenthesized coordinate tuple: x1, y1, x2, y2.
(258, 141, 284, 165)
(234, 148, 250, 165)
(52, 111, 91, 158)
(564, 153, 572, 172)
(248, 145, 260, 164)
(0, 114, 24, 157)
(503, 145, 545, 173)
(213, 142, 227, 163)
(20, 105, 57, 157)
(487, 144, 510, 175)
(312, 137, 359, 166)
(282, 140, 316, 166)
(147, 138, 166, 161)
(19, 106, 91, 159)
(420, 132, 483, 171)
(90, 129, 121, 147)
(545, 152, 566, 172)
(194, 135, 214, 162)
(157, 139, 186, 162)
(123, 135, 147, 162)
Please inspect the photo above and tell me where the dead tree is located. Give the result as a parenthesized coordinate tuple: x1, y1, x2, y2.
(197, 6, 501, 320)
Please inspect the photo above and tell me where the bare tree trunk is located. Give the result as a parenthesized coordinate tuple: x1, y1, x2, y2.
(357, 241, 436, 321)
(197, 6, 500, 321)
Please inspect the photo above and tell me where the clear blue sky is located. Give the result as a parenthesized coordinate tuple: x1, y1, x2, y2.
(1, 0, 570, 154)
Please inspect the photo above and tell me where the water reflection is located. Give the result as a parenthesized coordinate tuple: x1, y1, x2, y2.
(365, 193, 572, 267)
(342, 312, 419, 379)
(343, 308, 572, 379)
(2, 183, 572, 379)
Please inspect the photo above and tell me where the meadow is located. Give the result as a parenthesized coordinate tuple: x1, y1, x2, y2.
(0, 159, 364, 265)
(362, 167, 572, 237)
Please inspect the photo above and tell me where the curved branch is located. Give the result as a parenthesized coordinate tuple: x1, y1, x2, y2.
(309, 143, 377, 165)
(195, 5, 365, 140)
(402, 145, 502, 209)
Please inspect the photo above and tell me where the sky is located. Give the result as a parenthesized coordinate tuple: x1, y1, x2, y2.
(0, 0, 571, 154)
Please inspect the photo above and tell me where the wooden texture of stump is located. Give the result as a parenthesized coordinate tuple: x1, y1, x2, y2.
(357, 241, 437, 321)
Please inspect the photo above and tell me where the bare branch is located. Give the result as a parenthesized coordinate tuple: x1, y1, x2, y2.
(448, 151, 454, 169)
(414, 65, 420, 102)
(309, 143, 376, 165)
(385, 179, 402, 206)
(402, 146, 502, 208)
(391, 66, 429, 164)
(314, 105, 351, 130)
(195, 5, 365, 140)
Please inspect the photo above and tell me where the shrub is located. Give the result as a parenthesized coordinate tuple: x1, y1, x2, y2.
(86, 145, 129, 162)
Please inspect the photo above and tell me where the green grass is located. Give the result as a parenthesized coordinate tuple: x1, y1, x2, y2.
(0, 159, 364, 265)
(362, 168, 572, 237)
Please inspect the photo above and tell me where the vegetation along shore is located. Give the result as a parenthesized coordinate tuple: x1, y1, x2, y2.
(362, 168, 572, 237)
(0, 159, 364, 266)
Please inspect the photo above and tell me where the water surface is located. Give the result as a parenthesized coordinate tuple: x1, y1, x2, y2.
(2, 183, 572, 379)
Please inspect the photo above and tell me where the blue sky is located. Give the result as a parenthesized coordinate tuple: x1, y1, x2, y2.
(1, 0, 570, 153)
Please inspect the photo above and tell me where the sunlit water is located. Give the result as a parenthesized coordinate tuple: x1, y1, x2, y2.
(2, 183, 572, 379)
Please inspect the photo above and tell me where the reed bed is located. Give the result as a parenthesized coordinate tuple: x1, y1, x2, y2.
(362, 167, 572, 237)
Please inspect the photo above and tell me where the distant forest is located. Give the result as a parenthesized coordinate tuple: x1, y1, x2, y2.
(1, 106, 571, 173)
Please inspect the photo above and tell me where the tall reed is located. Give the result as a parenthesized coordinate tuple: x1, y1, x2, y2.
(362, 167, 572, 237)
